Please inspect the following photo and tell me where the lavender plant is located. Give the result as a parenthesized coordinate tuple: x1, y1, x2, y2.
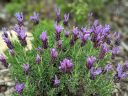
(1, 10, 127, 96)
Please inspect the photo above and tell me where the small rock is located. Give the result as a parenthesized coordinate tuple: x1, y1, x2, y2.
(0, 69, 9, 76)
(0, 76, 4, 80)
(0, 80, 5, 85)
(4, 87, 15, 96)
(0, 93, 4, 96)
(6, 82, 15, 87)
(4, 77, 12, 82)
(0, 64, 5, 70)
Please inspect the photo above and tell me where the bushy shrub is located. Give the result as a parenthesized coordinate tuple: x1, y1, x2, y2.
(0, 10, 127, 96)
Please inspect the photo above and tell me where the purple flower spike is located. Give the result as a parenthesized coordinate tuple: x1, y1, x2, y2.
(36, 54, 41, 64)
(86, 56, 96, 69)
(30, 12, 39, 24)
(0, 54, 8, 68)
(2, 34, 14, 49)
(53, 75, 60, 87)
(93, 19, 99, 27)
(90, 67, 102, 80)
(15, 83, 25, 95)
(13, 25, 27, 46)
(59, 58, 73, 73)
(113, 32, 120, 46)
(73, 27, 79, 36)
(2, 27, 8, 38)
(99, 43, 109, 59)
(35, 47, 43, 54)
(23, 64, 30, 75)
(13, 24, 20, 34)
(102, 24, 110, 35)
(15, 12, 23, 25)
(51, 48, 58, 60)
(54, 24, 63, 41)
(81, 27, 92, 34)
(57, 40, 62, 49)
(19, 27, 26, 40)
(64, 30, 70, 37)
(116, 64, 128, 80)
(63, 13, 69, 26)
(9, 49, 15, 56)
(40, 32, 48, 49)
(104, 64, 113, 72)
(111, 47, 120, 59)
(117, 64, 122, 78)
(55, 8, 61, 23)
(55, 24, 63, 34)
(19, 26, 27, 46)
(106, 34, 112, 45)
(125, 60, 128, 69)
(70, 27, 79, 46)
(80, 33, 90, 47)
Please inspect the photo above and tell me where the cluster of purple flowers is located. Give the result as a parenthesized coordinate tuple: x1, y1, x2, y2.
(15, 83, 25, 95)
(14, 12, 28, 46)
(0, 54, 8, 68)
(13, 24, 27, 46)
(30, 12, 39, 25)
(40, 32, 48, 49)
(1, 9, 128, 95)
(59, 58, 73, 73)
(2, 27, 14, 56)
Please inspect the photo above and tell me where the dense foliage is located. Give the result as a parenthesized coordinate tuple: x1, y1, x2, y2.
(0, 9, 125, 96)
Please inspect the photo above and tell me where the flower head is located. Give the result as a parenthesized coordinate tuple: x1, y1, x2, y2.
(99, 43, 109, 59)
(57, 40, 62, 49)
(111, 47, 120, 59)
(15, 12, 23, 25)
(36, 54, 41, 64)
(55, 8, 61, 23)
(40, 32, 48, 49)
(19, 26, 26, 40)
(35, 47, 43, 54)
(13, 24, 20, 34)
(102, 24, 110, 35)
(23, 64, 30, 75)
(64, 30, 70, 37)
(59, 58, 73, 73)
(113, 32, 120, 46)
(2, 34, 14, 49)
(63, 13, 69, 26)
(56, 8, 60, 17)
(15, 83, 25, 95)
(51, 48, 58, 60)
(72, 27, 79, 36)
(86, 56, 96, 69)
(90, 67, 102, 80)
(81, 27, 92, 34)
(0, 54, 8, 68)
(93, 19, 99, 27)
(40, 32, 47, 41)
(2, 27, 8, 38)
(54, 24, 63, 41)
(13, 25, 27, 46)
(9, 49, 15, 56)
(116, 64, 128, 80)
(53, 75, 60, 86)
(125, 60, 128, 69)
(54, 24, 63, 34)
(104, 64, 113, 72)
(30, 12, 39, 24)
(80, 33, 90, 46)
